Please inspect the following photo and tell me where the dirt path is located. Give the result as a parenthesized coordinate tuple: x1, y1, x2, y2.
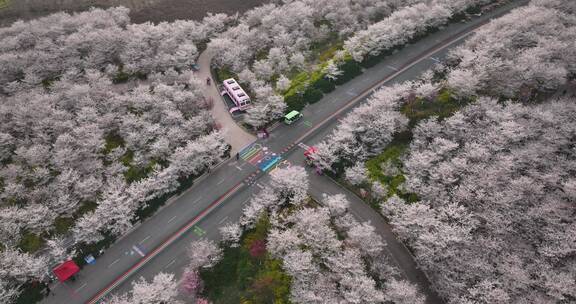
(196, 48, 255, 155)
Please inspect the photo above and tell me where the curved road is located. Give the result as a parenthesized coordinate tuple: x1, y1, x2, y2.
(41, 2, 527, 303)
(196, 48, 256, 155)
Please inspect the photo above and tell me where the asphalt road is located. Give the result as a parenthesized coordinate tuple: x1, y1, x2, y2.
(41, 2, 527, 303)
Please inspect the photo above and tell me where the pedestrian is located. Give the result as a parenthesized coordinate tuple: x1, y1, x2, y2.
(236, 152, 240, 161)
(263, 127, 269, 138)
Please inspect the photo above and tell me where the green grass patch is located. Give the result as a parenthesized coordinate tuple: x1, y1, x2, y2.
(17, 231, 45, 254)
(366, 146, 406, 182)
(52, 216, 75, 236)
(201, 215, 291, 304)
(120, 149, 133, 166)
(119, 149, 157, 183)
(401, 88, 466, 124)
(103, 133, 125, 155)
(363, 132, 419, 204)
(284, 71, 312, 98)
(309, 31, 341, 62)
(112, 65, 146, 84)
(124, 159, 157, 184)
(316, 41, 343, 63)
(254, 49, 270, 61)
(113, 70, 131, 84)
(74, 201, 98, 218)
(0, 0, 11, 9)
(213, 67, 238, 83)
(41, 76, 60, 89)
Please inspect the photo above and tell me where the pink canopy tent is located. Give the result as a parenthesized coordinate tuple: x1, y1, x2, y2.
(53, 260, 80, 282)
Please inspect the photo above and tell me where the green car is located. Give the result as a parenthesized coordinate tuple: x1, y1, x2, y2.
(284, 110, 303, 125)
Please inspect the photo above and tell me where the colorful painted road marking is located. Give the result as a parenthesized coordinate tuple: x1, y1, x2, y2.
(238, 142, 283, 173)
(259, 155, 282, 172)
(239, 142, 262, 160)
(303, 121, 313, 127)
(132, 245, 146, 257)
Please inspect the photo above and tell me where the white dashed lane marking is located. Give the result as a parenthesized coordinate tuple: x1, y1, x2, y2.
(138, 235, 151, 244)
(107, 259, 120, 268)
(167, 215, 177, 224)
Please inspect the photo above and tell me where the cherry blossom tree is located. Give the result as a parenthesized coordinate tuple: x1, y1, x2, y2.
(391, 96, 576, 303)
(323, 60, 343, 81)
(276, 74, 291, 92)
(180, 268, 203, 296)
(345, 3, 452, 62)
(316, 83, 410, 168)
(219, 222, 242, 247)
(322, 194, 349, 218)
(0, 279, 19, 304)
(188, 239, 223, 270)
(385, 279, 426, 304)
(109, 272, 182, 304)
(346, 221, 384, 257)
(344, 163, 368, 186)
(446, 2, 576, 98)
(270, 166, 309, 204)
(0, 249, 48, 283)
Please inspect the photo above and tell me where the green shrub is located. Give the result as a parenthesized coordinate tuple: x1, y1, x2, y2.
(284, 71, 311, 98)
(113, 70, 131, 84)
(284, 93, 306, 112)
(73, 233, 116, 267)
(201, 214, 290, 304)
(124, 161, 155, 184)
(214, 67, 238, 83)
(18, 231, 44, 254)
(401, 88, 465, 122)
(74, 201, 97, 218)
(466, 5, 481, 14)
(335, 59, 362, 85)
(313, 77, 336, 93)
(360, 53, 386, 68)
(41, 76, 60, 89)
(303, 87, 323, 104)
(449, 11, 467, 22)
(15, 281, 47, 304)
(53, 216, 75, 236)
(103, 133, 124, 155)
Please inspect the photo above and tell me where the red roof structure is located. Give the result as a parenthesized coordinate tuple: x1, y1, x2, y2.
(53, 260, 80, 282)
